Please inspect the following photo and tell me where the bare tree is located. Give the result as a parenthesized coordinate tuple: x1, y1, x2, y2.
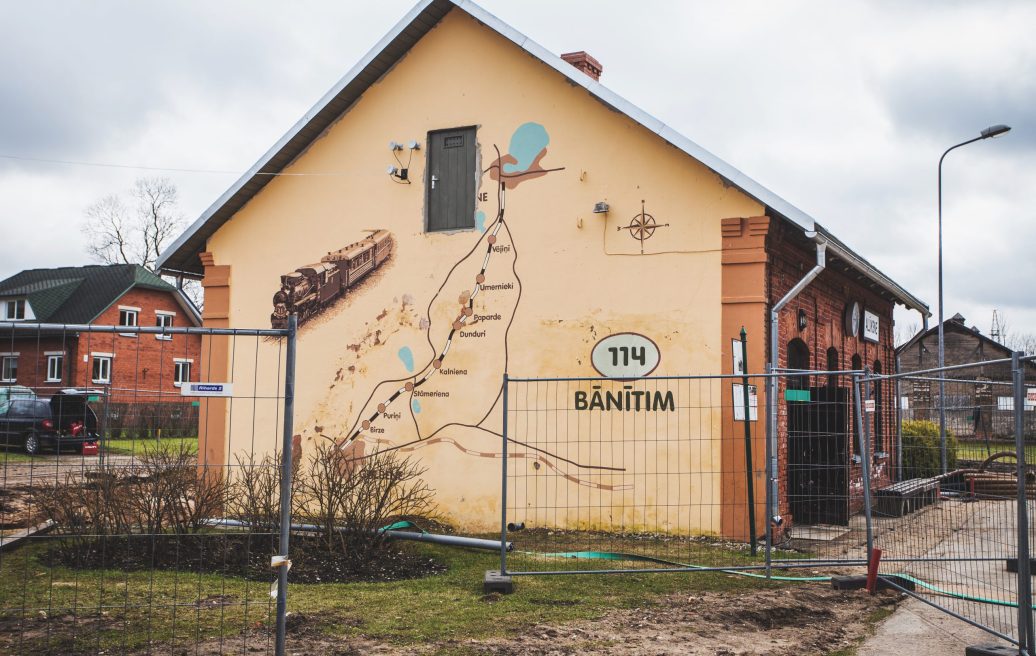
(895, 321, 920, 347)
(83, 177, 183, 269)
(83, 177, 202, 308)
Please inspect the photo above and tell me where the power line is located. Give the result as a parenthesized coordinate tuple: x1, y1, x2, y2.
(0, 153, 376, 177)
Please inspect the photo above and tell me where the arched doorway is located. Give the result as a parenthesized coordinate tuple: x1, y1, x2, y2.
(786, 340, 850, 526)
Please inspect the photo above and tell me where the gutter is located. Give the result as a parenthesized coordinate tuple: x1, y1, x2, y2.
(765, 235, 826, 575)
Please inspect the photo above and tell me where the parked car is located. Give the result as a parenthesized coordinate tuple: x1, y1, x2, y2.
(0, 392, 100, 455)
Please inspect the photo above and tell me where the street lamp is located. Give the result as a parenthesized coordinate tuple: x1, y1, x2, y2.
(937, 124, 1011, 473)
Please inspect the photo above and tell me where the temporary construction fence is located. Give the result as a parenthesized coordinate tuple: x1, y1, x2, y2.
(500, 354, 1036, 653)
(0, 318, 297, 656)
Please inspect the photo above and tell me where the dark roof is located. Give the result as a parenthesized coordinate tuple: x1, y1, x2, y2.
(896, 313, 1028, 362)
(0, 264, 178, 324)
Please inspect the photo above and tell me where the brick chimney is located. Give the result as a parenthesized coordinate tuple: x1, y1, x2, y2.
(560, 51, 603, 81)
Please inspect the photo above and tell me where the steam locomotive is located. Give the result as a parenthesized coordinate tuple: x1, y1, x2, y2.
(271, 230, 394, 328)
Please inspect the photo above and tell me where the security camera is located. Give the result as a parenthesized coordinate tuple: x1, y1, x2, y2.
(386, 165, 399, 175)
(388, 141, 403, 151)
(407, 140, 421, 150)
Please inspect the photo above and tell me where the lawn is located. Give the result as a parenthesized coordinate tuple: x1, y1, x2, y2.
(0, 437, 197, 464)
(0, 533, 777, 654)
(958, 439, 1036, 463)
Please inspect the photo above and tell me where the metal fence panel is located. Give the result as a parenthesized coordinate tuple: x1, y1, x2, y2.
(0, 321, 295, 655)
(868, 356, 1035, 648)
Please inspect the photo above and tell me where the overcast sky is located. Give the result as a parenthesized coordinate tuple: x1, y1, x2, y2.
(2, 0, 1034, 341)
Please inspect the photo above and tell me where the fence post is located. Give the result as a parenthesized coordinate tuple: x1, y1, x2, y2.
(894, 354, 903, 483)
(1012, 351, 1034, 653)
(764, 362, 774, 579)
(740, 327, 757, 556)
(853, 372, 875, 566)
(500, 373, 509, 575)
(274, 315, 297, 656)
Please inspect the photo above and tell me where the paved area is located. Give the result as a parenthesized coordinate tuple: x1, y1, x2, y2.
(859, 498, 1025, 655)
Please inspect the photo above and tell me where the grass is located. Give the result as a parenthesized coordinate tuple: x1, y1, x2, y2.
(0, 437, 197, 464)
(0, 534, 773, 654)
(824, 605, 897, 656)
(958, 439, 1036, 462)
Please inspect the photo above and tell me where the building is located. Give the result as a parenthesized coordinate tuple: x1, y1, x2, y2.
(897, 314, 1036, 440)
(157, 0, 928, 536)
(0, 264, 202, 437)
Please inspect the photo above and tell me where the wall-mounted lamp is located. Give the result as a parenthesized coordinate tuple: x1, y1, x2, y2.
(593, 202, 609, 214)
(387, 164, 408, 182)
(407, 140, 421, 150)
(387, 140, 420, 183)
(797, 308, 808, 332)
(389, 141, 403, 151)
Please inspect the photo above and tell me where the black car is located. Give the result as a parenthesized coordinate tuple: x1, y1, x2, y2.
(0, 393, 100, 455)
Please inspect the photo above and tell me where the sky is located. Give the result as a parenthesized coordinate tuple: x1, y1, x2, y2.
(2, 0, 1034, 343)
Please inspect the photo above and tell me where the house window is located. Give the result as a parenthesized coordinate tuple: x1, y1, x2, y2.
(3, 299, 26, 321)
(173, 360, 191, 387)
(92, 356, 112, 383)
(119, 308, 138, 327)
(155, 312, 174, 340)
(46, 354, 63, 383)
(1, 355, 17, 382)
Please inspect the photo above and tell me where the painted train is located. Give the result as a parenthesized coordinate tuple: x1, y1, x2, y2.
(271, 230, 394, 328)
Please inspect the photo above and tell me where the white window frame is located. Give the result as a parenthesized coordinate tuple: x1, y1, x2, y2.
(91, 354, 113, 384)
(118, 306, 139, 336)
(0, 354, 18, 382)
(45, 353, 63, 383)
(155, 311, 175, 340)
(173, 358, 192, 387)
(2, 299, 27, 321)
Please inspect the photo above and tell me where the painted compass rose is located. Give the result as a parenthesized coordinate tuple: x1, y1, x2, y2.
(617, 200, 669, 254)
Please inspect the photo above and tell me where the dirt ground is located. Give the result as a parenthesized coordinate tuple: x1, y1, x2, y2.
(171, 585, 899, 656)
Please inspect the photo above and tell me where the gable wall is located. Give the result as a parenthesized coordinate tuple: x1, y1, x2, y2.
(202, 9, 765, 531)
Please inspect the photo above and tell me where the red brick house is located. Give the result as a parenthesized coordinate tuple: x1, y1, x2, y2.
(0, 264, 202, 436)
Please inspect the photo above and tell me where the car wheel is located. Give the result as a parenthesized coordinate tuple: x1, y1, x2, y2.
(24, 432, 40, 456)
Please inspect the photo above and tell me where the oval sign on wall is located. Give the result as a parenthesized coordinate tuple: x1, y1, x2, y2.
(591, 332, 661, 379)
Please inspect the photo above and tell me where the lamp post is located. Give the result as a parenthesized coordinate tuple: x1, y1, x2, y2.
(937, 123, 1011, 473)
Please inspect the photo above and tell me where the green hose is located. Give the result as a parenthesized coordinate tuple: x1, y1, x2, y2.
(524, 549, 1034, 604)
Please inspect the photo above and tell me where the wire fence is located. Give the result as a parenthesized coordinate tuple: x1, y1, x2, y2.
(0, 320, 296, 655)
(501, 354, 1036, 651)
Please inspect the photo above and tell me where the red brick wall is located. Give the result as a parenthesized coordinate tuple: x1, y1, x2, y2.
(67, 288, 201, 404)
(766, 222, 898, 524)
(0, 335, 75, 395)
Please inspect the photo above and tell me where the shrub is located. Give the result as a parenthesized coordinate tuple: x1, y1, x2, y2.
(901, 419, 959, 478)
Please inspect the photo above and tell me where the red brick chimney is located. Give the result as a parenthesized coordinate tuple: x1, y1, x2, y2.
(560, 51, 603, 81)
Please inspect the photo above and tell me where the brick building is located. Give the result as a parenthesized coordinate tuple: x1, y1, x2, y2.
(897, 314, 1036, 439)
(0, 264, 202, 436)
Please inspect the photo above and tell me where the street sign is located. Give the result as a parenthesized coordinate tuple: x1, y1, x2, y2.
(180, 382, 234, 398)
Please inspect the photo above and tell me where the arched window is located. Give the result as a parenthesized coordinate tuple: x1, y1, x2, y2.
(851, 354, 862, 371)
(873, 360, 883, 454)
(787, 338, 810, 390)
(826, 347, 839, 388)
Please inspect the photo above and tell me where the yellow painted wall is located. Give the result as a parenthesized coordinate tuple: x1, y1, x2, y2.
(204, 10, 763, 532)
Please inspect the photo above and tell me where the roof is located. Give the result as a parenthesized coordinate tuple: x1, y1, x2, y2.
(0, 264, 199, 325)
(896, 314, 1028, 361)
(157, 0, 928, 316)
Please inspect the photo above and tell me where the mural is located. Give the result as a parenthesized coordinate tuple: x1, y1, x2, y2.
(309, 123, 646, 491)
(618, 200, 669, 254)
(271, 230, 394, 328)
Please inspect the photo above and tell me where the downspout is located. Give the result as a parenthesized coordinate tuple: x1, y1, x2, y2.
(766, 235, 826, 565)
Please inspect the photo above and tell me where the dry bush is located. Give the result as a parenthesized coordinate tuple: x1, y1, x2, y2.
(293, 441, 437, 569)
(34, 442, 228, 565)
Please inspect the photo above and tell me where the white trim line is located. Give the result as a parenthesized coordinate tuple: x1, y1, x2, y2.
(155, 309, 177, 316)
(90, 352, 115, 358)
(43, 350, 64, 356)
(0, 352, 21, 357)
(118, 305, 142, 312)
(173, 358, 194, 363)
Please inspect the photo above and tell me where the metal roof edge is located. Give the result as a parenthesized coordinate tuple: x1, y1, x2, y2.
(815, 225, 930, 317)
